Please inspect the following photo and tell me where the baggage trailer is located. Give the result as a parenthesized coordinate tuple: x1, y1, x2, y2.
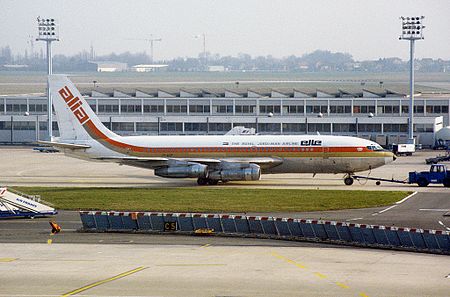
(352, 164, 450, 187)
(0, 187, 57, 218)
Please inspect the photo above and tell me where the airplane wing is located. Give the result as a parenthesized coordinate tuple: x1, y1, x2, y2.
(93, 156, 283, 170)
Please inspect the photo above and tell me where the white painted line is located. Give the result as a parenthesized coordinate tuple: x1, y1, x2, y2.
(438, 221, 450, 231)
(396, 191, 417, 204)
(372, 204, 398, 216)
(419, 209, 450, 212)
(346, 217, 363, 222)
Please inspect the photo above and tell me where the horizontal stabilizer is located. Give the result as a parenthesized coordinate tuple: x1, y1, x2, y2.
(36, 141, 91, 149)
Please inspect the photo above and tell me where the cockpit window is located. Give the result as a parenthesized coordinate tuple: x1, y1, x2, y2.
(366, 145, 384, 151)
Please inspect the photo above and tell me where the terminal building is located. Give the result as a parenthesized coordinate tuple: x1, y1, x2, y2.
(1, 86, 449, 147)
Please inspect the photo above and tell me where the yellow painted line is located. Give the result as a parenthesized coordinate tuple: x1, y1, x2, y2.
(47, 239, 52, 245)
(359, 293, 370, 297)
(200, 243, 211, 248)
(0, 258, 17, 262)
(156, 264, 226, 267)
(336, 282, 350, 289)
(314, 272, 328, 279)
(60, 266, 146, 297)
(270, 252, 306, 269)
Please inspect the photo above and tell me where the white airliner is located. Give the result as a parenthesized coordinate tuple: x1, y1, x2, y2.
(41, 75, 396, 186)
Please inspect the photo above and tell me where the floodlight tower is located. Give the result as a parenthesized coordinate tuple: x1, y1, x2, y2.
(399, 16, 425, 144)
(194, 33, 207, 70)
(36, 17, 59, 140)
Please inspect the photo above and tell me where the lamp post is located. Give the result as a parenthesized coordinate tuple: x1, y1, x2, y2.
(194, 33, 207, 70)
(399, 16, 425, 144)
(36, 17, 59, 140)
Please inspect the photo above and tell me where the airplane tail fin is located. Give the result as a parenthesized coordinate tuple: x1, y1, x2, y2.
(49, 75, 118, 142)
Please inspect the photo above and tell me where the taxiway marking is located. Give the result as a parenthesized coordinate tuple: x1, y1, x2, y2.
(0, 258, 17, 262)
(438, 221, 450, 231)
(59, 266, 147, 297)
(200, 243, 211, 248)
(396, 191, 417, 204)
(372, 205, 397, 216)
(419, 209, 450, 212)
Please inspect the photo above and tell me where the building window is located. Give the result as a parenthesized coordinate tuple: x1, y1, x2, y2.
(0, 121, 12, 130)
(208, 123, 232, 132)
(121, 104, 142, 113)
(212, 105, 233, 114)
(282, 123, 306, 132)
(184, 122, 207, 132)
(306, 105, 328, 114)
(235, 105, 256, 114)
(257, 123, 281, 133)
(308, 123, 331, 133)
(189, 105, 210, 113)
(112, 122, 134, 131)
(414, 124, 433, 133)
(358, 124, 381, 133)
(383, 124, 408, 132)
(426, 105, 449, 114)
(143, 105, 164, 113)
(284, 105, 304, 114)
(6, 104, 27, 113)
(28, 104, 48, 113)
(333, 123, 356, 133)
(353, 105, 375, 114)
(330, 106, 351, 114)
(160, 122, 183, 132)
(233, 123, 256, 129)
(98, 105, 119, 113)
(378, 105, 400, 114)
(12, 121, 35, 130)
(136, 122, 158, 132)
(166, 105, 187, 113)
(259, 105, 281, 114)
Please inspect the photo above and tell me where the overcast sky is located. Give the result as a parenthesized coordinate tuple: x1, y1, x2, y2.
(1, 0, 449, 61)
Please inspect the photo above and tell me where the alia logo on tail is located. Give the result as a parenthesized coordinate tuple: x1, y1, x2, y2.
(58, 86, 90, 125)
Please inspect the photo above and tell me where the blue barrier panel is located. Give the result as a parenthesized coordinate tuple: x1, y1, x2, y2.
(310, 221, 327, 240)
(234, 216, 250, 234)
(94, 212, 110, 230)
(274, 219, 291, 236)
(122, 214, 138, 230)
(261, 218, 277, 235)
(385, 228, 401, 246)
(248, 217, 264, 234)
(108, 212, 124, 230)
(220, 215, 237, 233)
(299, 220, 315, 238)
(360, 225, 376, 245)
(323, 222, 340, 240)
(435, 232, 450, 252)
(422, 231, 440, 250)
(178, 214, 194, 232)
(150, 214, 165, 231)
(136, 214, 152, 230)
(372, 227, 389, 245)
(408, 229, 426, 249)
(335, 223, 352, 242)
(397, 228, 414, 247)
(80, 212, 96, 229)
(348, 224, 365, 244)
(192, 214, 207, 229)
(205, 215, 223, 232)
(287, 219, 303, 237)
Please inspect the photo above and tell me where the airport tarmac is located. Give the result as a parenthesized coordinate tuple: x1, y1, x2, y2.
(1, 147, 449, 296)
(0, 147, 449, 192)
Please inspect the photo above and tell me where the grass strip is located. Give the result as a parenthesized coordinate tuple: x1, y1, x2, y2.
(13, 187, 411, 213)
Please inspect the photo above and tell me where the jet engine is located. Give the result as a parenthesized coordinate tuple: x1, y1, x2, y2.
(155, 164, 208, 178)
(209, 164, 261, 182)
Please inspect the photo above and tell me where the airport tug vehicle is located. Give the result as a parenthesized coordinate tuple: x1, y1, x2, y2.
(353, 164, 450, 187)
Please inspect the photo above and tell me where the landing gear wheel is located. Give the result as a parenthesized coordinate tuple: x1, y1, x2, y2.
(344, 177, 354, 186)
(417, 178, 429, 187)
(207, 179, 219, 185)
(197, 178, 208, 186)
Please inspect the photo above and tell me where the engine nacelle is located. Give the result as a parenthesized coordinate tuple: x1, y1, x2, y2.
(209, 164, 261, 182)
(155, 164, 208, 178)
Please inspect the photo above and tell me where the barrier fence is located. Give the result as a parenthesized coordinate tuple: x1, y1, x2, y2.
(79, 211, 450, 255)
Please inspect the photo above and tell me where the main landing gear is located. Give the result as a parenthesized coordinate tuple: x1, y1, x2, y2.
(344, 174, 354, 186)
(197, 178, 219, 186)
